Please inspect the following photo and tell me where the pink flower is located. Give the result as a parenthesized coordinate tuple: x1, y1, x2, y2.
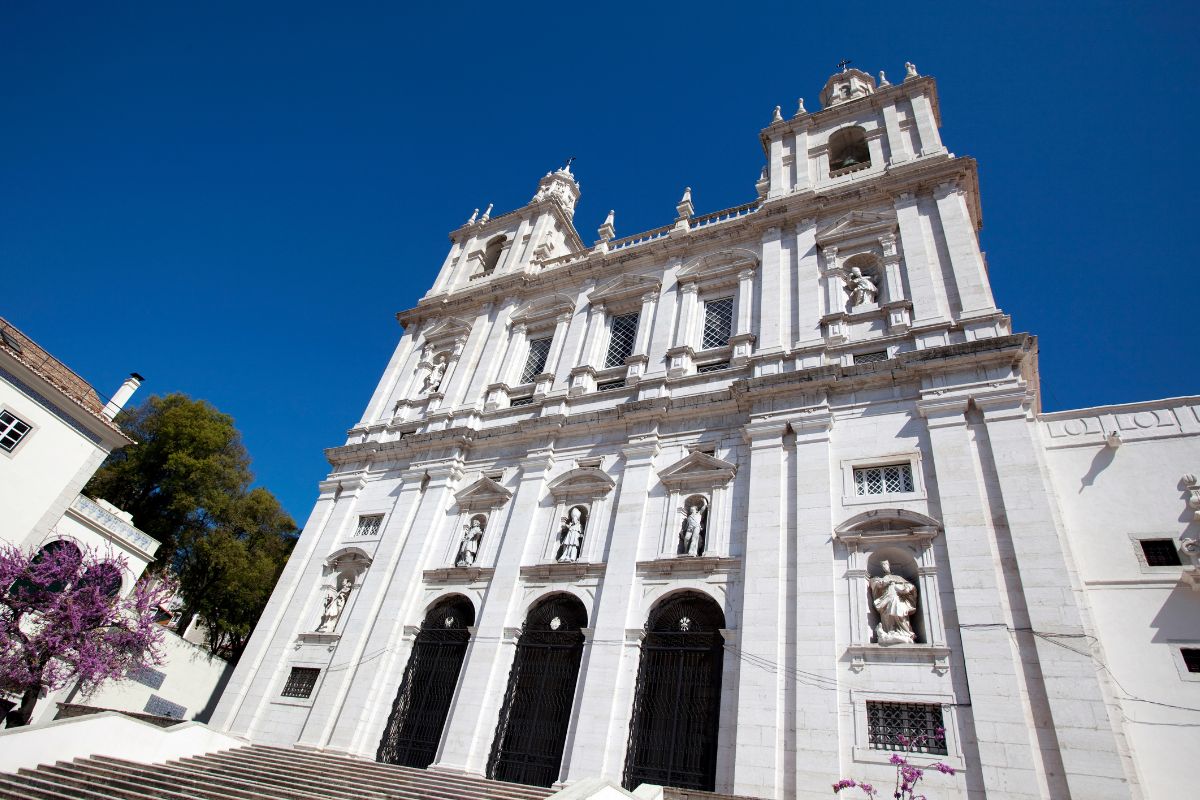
(932, 762, 956, 775)
(832, 779, 857, 793)
(889, 754, 906, 765)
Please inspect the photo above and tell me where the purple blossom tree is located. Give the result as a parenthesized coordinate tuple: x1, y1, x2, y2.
(833, 729, 956, 799)
(0, 541, 171, 727)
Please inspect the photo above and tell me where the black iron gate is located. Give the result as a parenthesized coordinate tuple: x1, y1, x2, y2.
(377, 596, 475, 768)
(487, 594, 587, 787)
(623, 593, 725, 792)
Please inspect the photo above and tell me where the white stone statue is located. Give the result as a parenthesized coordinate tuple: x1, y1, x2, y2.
(870, 560, 918, 645)
(316, 574, 352, 633)
(905, 61, 918, 79)
(678, 498, 708, 557)
(421, 354, 447, 394)
(843, 266, 878, 308)
(456, 517, 484, 567)
(558, 506, 586, 563)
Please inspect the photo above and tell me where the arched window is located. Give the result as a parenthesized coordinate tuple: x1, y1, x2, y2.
(623, 592, 725, 792)
(481, 236, 507, 275)
(9, 540, 83, 599)
(488, 594, 587, 787)
(829, 126, 870, 175)
(377, 595, 475, 768)
(78, 562, 123, 599)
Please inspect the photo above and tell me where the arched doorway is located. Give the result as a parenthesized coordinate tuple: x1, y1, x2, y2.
(623, 592, 726, 792)
(376, 595, 475, 768)
(487, 593, 587, 787)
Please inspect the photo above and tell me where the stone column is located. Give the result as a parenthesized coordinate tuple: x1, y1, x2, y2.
(792, 218, 822, 354)
(908, 89, 944, 156)
(917, 397, 1047, 800)
(312, 463, 462, 751)
(881, 101, 911, 164)
(893, 191, 948, 325)
(643, 258, 682, 381)
(879, 233, 911, 333)
(553, 288, 593, 389)
(792, 128, 811, 192)
(732, 418, 789, 799)
(675, 282, 700, 347)
(933, 181, 995, 316)
(581, 302, 606, 368)
(789, 413, 841, 798)
(496, 218, 530, 274)
(435, 449, 555, 775)
(562, 438, 660, 782)
(757, 226, 784, 356)
(633, 292, 657, 356)
(768, 135, 786, 199)
(975, 391, 1132, 799)
(464, 300, 517, 403)
(503, 324, 529, 386)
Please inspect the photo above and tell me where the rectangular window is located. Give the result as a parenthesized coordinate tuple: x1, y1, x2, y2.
(0, 410, 32, 453)
(1140, 539, 1182, 566)
(854, 463, 915, 496)
(696, 361, 731, 374)
(604, 312, 640, 368)
(596, 379, 625, 392)
(281, 667, 320, 699)
(143, 694, 187, 720)
(866, 702, 947, 755)
(509, 396, 535, 407)
(1182, 648, 1200, 673)
(854, 350, 888, 364)
(355, 514, 383, 538)
(520, 337, 553, 384)
(128, 666, 167, 690)
(701, 297, 734, 350)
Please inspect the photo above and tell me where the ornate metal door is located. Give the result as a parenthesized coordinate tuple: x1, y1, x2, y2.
(487, 595, 587, 787)
(377, 596, 475, 768)
(623, 593, 725, 792)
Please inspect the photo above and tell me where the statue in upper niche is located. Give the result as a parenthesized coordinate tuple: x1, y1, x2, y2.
(843, 267, 879, 308)
(870, 560, 918, 645)
(316, 574, 353, 633)
(678, 498, 708, 557)
(558, 506, 586, 563)
(421, 354, 447, 394)
(456, 517, 484, 567)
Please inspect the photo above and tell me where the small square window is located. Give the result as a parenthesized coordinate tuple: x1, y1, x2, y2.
(1181, 648, 1200, 673)
(604, 313, 639, 368)
(509, 396, 535, 408)
(281, 667, 320, 699)
(854, 464, 914, 496)
(520, 337, 553, 384)
(866, 701, 947, 755)
(854, 350, 888, 364)
(701, 297, 734, 350)
(355, 514, 383, 538)
(0, 410, 32, 453)
(1140, 539, 1182, 567)
(596, 379, 626, 392)
(696, 361, 731, 374)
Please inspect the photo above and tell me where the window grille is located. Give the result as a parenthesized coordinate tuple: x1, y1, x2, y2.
(509, 396, 535, 407)
(854, 463, 915, 496)
(129, 666, 166, 690)
(604, 313, 640, 368)
(0, 410, 31, 452)
(282, 667, 320, 699)
(854, 350, 888, 364)
(866, 702, 947, 754)
(596, 379, 625, 392)
(696, 361, 731, 374)
(701, 298, 734, 350)
(520, 337, 553, 384)
(143, 694, 187, 720)
(1182, 648, 1200, 673)
(1140, 539, 1182, 567)
(355, 514, 384, 538)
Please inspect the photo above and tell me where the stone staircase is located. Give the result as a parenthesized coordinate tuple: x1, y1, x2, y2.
(0, 743, 557, 800)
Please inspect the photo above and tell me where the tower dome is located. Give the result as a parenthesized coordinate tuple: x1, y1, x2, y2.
(819, 66, 876, 109)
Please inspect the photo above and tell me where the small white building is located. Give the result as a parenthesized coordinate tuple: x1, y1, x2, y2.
(210, 65, 1199, 800)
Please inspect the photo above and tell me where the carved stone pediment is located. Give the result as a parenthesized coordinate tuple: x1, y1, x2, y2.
(816, 211, 897, 247)
(657, 451, 738, 491)
(678, 248, 759, 287)
(834, 508, 941, 547)
(454, 477, 513, 512)
(511, 294, 576, 327)
(421, 316, 473, 349)
(547, 467, 616, 501)
(588, 274, 661, 306)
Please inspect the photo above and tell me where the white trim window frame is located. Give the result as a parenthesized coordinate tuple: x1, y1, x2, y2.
(1129, 533, 1186, 575)
(0, 405, 35, 457)
(273, 663, 326, 708)
(1170, 642, 1200, 682)
(848, 689, 964, 769)
(841, 452, 927, 507)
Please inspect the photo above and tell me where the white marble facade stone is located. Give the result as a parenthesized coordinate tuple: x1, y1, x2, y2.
(211, 66, 1197, 799)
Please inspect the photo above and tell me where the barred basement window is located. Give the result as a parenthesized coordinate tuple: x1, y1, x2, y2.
(854, 463, 914, 496)
(696, 361, 731, 374)
(854, 350, 888, 364)
(596, 379, 626, 392)
(866, 701, 947, 755)
(0, 410, 32, 453)
(521, 337, 553, 384)
(1140, 539, 1182, 566)
(604, 313, 639, 368)
(1182, 648, 1200, 673)
(701, 297, 734, 350)
(509, 396, 535, 407)
(282, 667, 320, 699)
(128, 666, 166, 690)
(143, 694, 187, 720)
(355, 514, 384, 538)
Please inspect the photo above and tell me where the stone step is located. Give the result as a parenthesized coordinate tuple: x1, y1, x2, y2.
(0, 771, 123, 800)
(88, 753, 333, 800)
(248, 743, 553, 799)
(173, 751, 427, 800)
(78, 756, 328, 800)
(21, 763, 206, 800)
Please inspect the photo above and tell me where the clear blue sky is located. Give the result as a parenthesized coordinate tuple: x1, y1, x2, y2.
(4, 2, 1196, 523)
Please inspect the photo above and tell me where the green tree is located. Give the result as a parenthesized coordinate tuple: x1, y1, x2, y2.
(85, 394, 296, 661)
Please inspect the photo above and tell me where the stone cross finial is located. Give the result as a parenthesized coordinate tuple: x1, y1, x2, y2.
(771, 105, 783, 123)
(838, 58, 852, 72)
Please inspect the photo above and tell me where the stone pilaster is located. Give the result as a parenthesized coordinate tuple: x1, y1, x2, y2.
(893, 191, 948, 326)
(933, 180, 995, 317)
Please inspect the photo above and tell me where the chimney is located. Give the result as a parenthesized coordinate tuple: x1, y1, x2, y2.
(102, 373, 144, 420)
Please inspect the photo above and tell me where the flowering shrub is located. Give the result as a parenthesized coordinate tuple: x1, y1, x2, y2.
(833, 729, 955, 799)
(0, 542, 171, 726)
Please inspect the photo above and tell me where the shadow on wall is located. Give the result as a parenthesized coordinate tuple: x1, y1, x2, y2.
(1078, 446, 1117, 492)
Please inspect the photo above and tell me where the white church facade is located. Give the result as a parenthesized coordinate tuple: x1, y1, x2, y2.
(210, 64, 1200, 800)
